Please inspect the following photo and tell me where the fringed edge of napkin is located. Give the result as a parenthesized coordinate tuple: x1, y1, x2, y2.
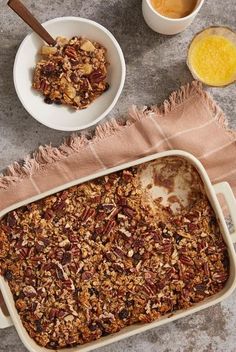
(0, 81, 235, 191)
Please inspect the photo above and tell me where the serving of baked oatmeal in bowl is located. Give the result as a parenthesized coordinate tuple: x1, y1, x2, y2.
(32, 36, 110, 110)
(13, 17, 126, 131)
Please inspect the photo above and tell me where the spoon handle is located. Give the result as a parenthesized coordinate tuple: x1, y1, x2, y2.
(8, 0, 56, 46)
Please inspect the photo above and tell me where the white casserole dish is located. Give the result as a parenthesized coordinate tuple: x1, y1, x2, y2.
(0, 150, 236, 352)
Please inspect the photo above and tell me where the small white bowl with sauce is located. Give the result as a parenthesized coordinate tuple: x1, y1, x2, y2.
(142, 0, 205, 35)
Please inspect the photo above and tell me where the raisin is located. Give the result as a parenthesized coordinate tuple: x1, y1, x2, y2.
(162, 231, 171, 238)
(48, 341, 58, 348)
(35, 320, 43, 332)
(88, 322, 97, 331)
(20, 206, 28, 213)
(88, 287, 99, 297)
(18, 291, 25, 299)
(158, 221, 166, 230)
(44, 96, 53, 104)
(96, 322, 109, 336)
(70, 59, 79, 66)
(104, 82, 110, 92)
(222, 255, 229, 269)
(174, 233, 183, 244)
(210, 216, 217, 227)
(61, 252, 71, 265)
(41, 63, 55, 77)
(70, 72, 80, 83)
(112, 263, 124, 274)
(126, 300, 134, 307)
(103, 318, 112, 324)
(133, 253, 142, 262)
(7, 213, 17, 227)
(54, 99, 62, 105)
(195, 284, 207, 293)
(118, 308, 129, 320)
(3, 270, 13, 281)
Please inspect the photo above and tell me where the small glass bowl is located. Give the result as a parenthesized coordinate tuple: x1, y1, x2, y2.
(187, 26, 236, 87)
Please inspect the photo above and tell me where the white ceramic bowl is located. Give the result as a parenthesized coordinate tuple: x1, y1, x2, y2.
(142, 0, 205, 35)
(13, 17, 126, 131)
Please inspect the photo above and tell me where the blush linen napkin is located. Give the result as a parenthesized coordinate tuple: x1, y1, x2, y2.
(0, 81, 236, 212)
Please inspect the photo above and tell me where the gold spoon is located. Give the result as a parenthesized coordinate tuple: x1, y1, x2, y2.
(8, 0, 56, 46)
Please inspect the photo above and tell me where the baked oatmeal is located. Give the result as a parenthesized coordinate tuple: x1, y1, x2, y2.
(0, 157, 229, 349)
(32, 36, 109, 110)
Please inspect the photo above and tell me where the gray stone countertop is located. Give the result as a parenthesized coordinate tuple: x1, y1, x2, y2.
(0, 0, 236, 351)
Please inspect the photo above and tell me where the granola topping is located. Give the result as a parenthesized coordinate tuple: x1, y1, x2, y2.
(0, 157, 229, 349)
(32, 36, 109, 110)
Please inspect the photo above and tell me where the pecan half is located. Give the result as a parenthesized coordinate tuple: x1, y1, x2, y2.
(64, 46, 77, 59)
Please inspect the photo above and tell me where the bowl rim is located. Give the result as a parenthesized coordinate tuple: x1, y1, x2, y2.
(13, 16, 126, 131)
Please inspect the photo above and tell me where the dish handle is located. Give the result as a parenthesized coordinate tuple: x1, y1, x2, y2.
(0, 291, 13, 329)
(213, 182, 236, 244)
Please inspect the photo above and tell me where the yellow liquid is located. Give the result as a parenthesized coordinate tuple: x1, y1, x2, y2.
(151, 0, 197, 19)
(189, 35, 236, 86)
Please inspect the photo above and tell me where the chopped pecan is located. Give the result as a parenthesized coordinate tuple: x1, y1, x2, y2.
(123, 207, 135, 218)
(64, 45, 77, 59)
(43, 208, 54, 220)
(81, 271, 93, 281)
(103, 220, 116, 235)
(89, 69, 106, 83)
(179, 255, 194, 266)
(81, 208, 95, 222)
(113, 247, 125, 258)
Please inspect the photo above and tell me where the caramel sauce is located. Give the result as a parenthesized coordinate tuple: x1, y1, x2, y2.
(151, 0, 198, 19)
